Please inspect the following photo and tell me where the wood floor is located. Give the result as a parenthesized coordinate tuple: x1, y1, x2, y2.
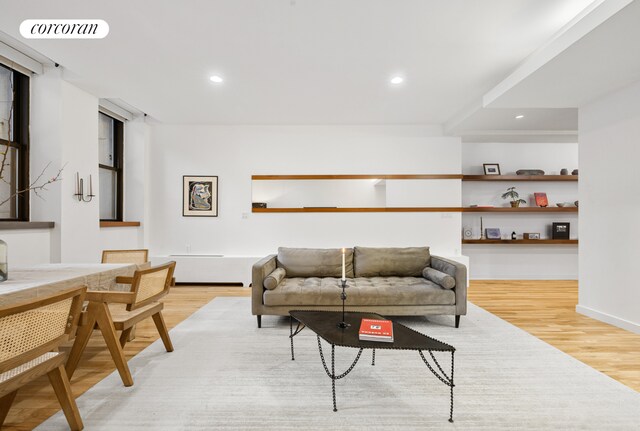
(4, 281, 639, 430)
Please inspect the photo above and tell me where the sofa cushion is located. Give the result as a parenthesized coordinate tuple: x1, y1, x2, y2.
(263, 268, 286, 290)
(422, 267, 456, 289)
(353, 247, 431, 277)
(263, 276, 454, 307)
(277, 247, 354, 278)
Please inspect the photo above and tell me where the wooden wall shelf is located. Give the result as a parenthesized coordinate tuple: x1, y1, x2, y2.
(252, 207, 463, 213)
(462, 175, 578, 181)
(463, 239, 578, 245)
(100, 221, 141, 228)
(252, 174, 463, 180)
(463, 207, 578, 213)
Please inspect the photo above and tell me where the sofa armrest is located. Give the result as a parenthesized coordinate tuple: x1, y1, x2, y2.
(252, 254, 277, 315)
(431, 255, 467, 315)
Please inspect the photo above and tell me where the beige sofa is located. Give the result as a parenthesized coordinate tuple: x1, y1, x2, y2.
(252, 246, 467, 328)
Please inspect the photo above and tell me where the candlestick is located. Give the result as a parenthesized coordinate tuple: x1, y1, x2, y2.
(341, 248, 346, 281)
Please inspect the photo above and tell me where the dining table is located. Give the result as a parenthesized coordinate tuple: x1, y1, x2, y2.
(0, 262, 148, 386)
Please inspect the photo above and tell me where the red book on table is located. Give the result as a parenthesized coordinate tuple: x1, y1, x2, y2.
(359, 318, 394, 342)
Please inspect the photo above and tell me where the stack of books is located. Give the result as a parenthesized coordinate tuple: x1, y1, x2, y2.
(359, 318, 394, 342)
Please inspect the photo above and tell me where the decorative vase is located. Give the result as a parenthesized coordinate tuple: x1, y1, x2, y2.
(510, 201, 520, 208)
(560, 168, 569, 175)
(0, 239, 7, 282)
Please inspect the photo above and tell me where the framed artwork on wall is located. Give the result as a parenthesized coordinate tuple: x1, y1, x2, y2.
(183, 175, 218, 217)
(483, 163, 501, 175)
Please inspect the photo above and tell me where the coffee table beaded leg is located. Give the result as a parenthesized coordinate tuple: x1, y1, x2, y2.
(316, 336, 364, 412)
(418, 349, 455, 422)
(289, 316, 305, 361)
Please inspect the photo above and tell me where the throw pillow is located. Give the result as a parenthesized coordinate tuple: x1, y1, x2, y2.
(264, 268, 286, 290)
(423, 267, 455, 289)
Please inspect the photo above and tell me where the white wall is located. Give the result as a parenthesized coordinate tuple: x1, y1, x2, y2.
(0, 230, 50, 265)
(462, 142, 579, 279)
(148, 125, 463, 258)
(577, 79, 640, 334)
(30, 67, 101, 262)
(7, 67, 146, 266)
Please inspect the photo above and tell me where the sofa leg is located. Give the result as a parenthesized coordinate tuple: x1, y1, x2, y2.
(455, 315, 461, 328)
(257, 315, 262, 328)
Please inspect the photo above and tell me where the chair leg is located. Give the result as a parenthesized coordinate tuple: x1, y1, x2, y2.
(47, 365, 84, 431)
(93, 302, 134, 387)
(66, 309, 98, 380)
(0, 390, 18, 426)
(455, 315, 461, 328)
(119, 327, 134, 348)
(152, 312, 174, 352)
(127, 325, 137, 342)
(257, 315, 262, 328)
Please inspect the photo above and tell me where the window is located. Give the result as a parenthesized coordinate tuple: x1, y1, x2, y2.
(0, 64, 29, 220)
(98, 112, 123, 221)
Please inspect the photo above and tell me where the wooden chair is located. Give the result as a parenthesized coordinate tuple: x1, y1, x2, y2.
(101, 249, 149, 265)
(0, 287, 86, 430)
(66, 262, 176, 387)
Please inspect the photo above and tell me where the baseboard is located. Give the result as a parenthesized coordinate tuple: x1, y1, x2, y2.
(576, 305, 640, 334)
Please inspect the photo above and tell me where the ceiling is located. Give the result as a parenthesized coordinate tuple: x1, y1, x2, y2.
(0, 0, 598, 126)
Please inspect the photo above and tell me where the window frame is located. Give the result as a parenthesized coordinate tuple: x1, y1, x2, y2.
(0, 64, 29, 221)
(98, 112, 124, 222)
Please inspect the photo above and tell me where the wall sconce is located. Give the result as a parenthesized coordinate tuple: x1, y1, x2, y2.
(74, 172, 95, 202)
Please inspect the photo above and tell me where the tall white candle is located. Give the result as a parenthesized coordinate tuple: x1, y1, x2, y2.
(341, 248, 346, 281)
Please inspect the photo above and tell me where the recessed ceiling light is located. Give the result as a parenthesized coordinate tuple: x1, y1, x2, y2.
(515, 114, 524, 119)
(209, 75, 223, 83)
(390, 76, 404, 85)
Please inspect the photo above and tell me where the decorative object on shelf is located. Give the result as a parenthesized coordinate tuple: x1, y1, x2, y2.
(0, 239, 6, 282)
(338, 248, 350, 329)
(463, 227, 473, 239)
(252, 202, 267, 209)
(534, 192, 549, 207)
(480, 217, 485, 239)
(511, 231, 517, 240)
(572, 169, 579, 175)
(574, 200, 579, 207)
(183, 175, 218, 217)
(469, 205, 494, 208)
(560, 168, 569, 175)
(516, 169, 545, 175)
(485, 228, 501, 240)
(501, 186, 527, 207)
(552, 222, 570, 240)
(73, 172, 96, 202)
(556, 202, 577, 207)
(523, 233, 541, 240)
(483, 163, 501, 175)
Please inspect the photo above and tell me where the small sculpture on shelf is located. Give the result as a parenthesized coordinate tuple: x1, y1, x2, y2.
(501, 187, 526, 208)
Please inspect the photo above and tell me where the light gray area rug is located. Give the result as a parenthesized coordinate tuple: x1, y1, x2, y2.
(39, 298, 640, 430)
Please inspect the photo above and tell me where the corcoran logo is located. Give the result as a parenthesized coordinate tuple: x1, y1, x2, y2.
(19, 19, 109, 39)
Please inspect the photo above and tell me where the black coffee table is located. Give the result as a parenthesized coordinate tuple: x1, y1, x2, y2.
(289, 310, 456, 422)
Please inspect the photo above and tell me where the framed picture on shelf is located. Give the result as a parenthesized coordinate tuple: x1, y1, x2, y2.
(183, 175, 218, 217)
(483, 163, 501, 175)
(524, 233, 541, 240)
(552, 222, 570, 239)
(534, 192, 548, 207)
(485, 228, 501, 239)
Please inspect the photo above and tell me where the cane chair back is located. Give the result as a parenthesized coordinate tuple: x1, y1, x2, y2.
(128, 262, 176, 310)
(0, 287, 86, 374)
(101, 249, 149, 265)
